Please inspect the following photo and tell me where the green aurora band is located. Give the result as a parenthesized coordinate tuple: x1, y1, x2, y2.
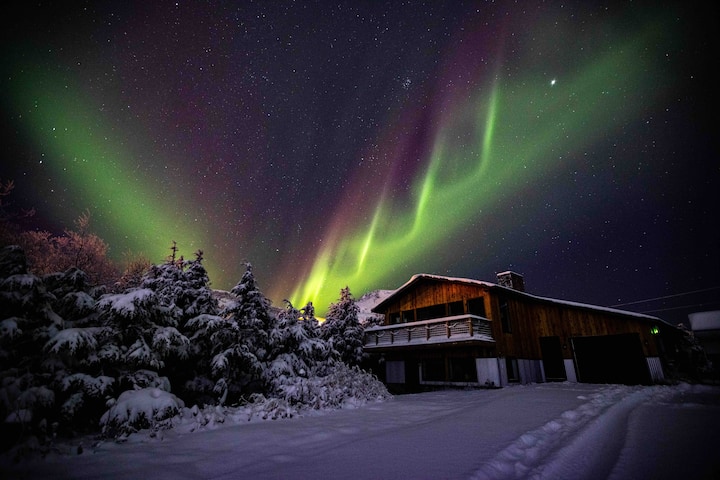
(6, 67, 216, 274)
(289, 16, 674, 314)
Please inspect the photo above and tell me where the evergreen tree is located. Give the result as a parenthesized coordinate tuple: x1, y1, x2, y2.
(181, 250, 218, 319)
(323, 286, 366, 366)
(226, 263, 272, 362)
(95, 288, 188, 393)
(184, 263, 272, 405)
(41, 266, 111, 436)
(0, 246, 64, 449)
(141, 246, 218, 325)
(264, 300, 332, 401)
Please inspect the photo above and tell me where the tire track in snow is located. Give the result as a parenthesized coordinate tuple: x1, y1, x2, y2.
(469, 385, 676, 480)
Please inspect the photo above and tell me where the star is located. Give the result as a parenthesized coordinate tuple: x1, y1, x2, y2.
(550, 79, 556, 86)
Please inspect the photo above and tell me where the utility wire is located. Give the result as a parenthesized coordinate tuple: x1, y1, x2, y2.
(609, 286, 720, 308)
(638, 300, 720, 314)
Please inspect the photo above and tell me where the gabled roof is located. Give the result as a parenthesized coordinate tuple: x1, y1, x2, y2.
(371, 273, 666, 323)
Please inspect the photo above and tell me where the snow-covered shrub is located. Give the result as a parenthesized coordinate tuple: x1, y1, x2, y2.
(244, 393, 297, 420)
(268, 361, 390, 410)
(264, 303, 386, 411)
(100, 387, 185, 438)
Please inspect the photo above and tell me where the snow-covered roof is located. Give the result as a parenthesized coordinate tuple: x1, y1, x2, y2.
(372, 273, 665, 323)
(688, 310, 720, 331)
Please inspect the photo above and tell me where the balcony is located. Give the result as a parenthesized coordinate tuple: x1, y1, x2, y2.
(363, 314, 494, 349)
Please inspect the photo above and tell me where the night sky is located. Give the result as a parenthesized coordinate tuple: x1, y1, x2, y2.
(1, 1, 717, 322)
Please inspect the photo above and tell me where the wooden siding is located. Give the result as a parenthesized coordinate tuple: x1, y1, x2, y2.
(378, 278, 659, 360)
(491, 293, 660, 359)
(382, 278, 491, 324)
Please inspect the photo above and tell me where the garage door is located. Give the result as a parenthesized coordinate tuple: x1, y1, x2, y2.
(571, 333, 651, 385)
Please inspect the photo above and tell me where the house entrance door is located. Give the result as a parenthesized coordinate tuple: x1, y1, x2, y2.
(540, 336, 567, 381)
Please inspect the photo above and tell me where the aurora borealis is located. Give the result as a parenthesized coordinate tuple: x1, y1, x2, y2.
(2, 1, 717, 322)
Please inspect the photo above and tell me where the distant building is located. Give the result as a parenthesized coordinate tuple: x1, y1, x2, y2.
(364, 273, 679, 390)
(688, 310, 720, 376)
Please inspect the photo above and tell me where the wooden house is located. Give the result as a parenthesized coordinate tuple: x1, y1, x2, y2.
(364, 272, 674, 389)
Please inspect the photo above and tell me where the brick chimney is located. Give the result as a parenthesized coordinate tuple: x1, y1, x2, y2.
(496, 271, 525, 292)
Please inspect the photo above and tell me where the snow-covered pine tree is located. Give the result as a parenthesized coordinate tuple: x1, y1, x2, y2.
(225, 263, 272, 362)
(95, 287, 188, 394)
(141, 247, 218, 324)
(180, 250, 218, 319)
(323, 286, 366, 367)
(140, 259, 183, 319)
(183, 263, 272, 405)
(264, 300, 333, 403)
(0, 245, 62, 451)
(41, 266, 113, 436)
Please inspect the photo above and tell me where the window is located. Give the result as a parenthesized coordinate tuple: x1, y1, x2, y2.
(467, 297, 486, 317)
(416, 304, 446, 321)
(390, 312, 401, 325)
(422, 359, 446, 382)
(402, 310, 415, 323)
(448, 301, 464, 316)
(449, 357, 477, 382)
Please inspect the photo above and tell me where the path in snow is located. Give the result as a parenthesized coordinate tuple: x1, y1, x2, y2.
(2, 383, 719, 479)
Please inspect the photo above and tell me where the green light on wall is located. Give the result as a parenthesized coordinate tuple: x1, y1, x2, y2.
(650, 326, 660, 335)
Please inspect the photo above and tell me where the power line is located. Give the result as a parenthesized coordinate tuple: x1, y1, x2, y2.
(638, 300, 720, 314)
(609, 286, 720, 308)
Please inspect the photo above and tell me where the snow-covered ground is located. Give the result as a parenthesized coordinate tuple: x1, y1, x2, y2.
(2, 382, 718, 480)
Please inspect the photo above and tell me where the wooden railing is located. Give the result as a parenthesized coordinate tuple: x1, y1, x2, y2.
(363, 314, 494, 348)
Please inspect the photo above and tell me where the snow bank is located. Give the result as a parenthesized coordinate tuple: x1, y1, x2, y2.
(470, 385, 679, 480)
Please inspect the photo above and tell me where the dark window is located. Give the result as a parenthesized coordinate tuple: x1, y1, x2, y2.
(506, 357, 519, 382)
(448, 301, 464, 316)
(449, 357, 477, 382)
(499, 297, 511, 333)
(416, 304, 446, 321)
(422, 359, 446, 382)
(390, 312, 400, 325)
(467, 297, 486, 317)
(402, 310, 415, 323)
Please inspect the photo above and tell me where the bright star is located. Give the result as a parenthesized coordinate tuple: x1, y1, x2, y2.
(550, 79, 556, 86)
